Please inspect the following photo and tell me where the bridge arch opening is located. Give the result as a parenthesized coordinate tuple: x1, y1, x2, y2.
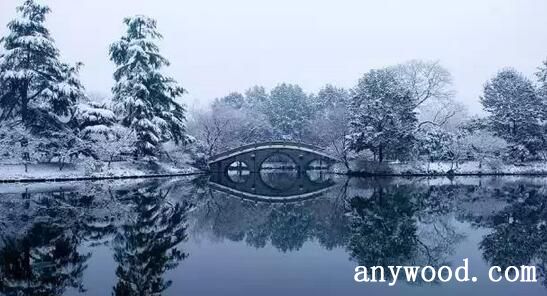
(259, 152, 299, 191)
(226, 160, 250, 183)
(259, 152, 298, 170)
(305, 159, 332, 184)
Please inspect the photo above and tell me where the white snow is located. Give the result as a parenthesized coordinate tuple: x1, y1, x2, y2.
(0, 161, 199, 182)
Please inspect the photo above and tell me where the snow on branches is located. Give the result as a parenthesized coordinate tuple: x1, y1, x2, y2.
(0, 0, 84, 122)
(110, 15, 191, 158)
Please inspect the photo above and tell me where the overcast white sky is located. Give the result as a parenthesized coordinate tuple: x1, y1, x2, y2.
(1, 0, 546, 113)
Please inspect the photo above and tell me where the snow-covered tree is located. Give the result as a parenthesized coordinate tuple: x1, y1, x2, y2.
(73, 102, 136, 166)
(389, 60, 465, 129)
(314, 84, 349, 111)
(307, 85, 351, 166)
(73, 102, 117, 138)
(244, 85, 268, 111)
(348, 69, 417, 162)
(0, 0, 84, 123)
(414, 125, 455, 163)
(212, 91, 245, 109)
(0, 110, 95, 170)
(110, 15, 190, 158)
(0, 120, 41, 171)
(389, 60, 454, 108)
(188, 104, 273, 159)
(263, 83, 314, 140)
(480, 68, 545, 160)
(536, 59, 547, 143)
(459, 130, 507, 169)
(537, 58, 547, 99)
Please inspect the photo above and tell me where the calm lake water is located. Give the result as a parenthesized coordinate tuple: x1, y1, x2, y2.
(0, 172, 546, 295)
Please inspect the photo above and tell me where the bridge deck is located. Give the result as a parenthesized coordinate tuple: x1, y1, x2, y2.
(208, 141, 337, 164)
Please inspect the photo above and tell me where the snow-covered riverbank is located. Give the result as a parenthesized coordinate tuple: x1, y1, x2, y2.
(0, 161, 201, 182)
(335, 160, 547, 176)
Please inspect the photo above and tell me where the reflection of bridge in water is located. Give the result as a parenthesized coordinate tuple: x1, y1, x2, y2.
(208, 142, 339, 202)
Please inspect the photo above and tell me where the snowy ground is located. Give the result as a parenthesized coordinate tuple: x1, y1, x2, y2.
(0, 161, 201, 182)
(2, 159, 546, 182)
(334, 160, 547, 176)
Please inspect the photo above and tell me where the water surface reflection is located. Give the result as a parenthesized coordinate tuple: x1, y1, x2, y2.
(0, 175, 546, 295)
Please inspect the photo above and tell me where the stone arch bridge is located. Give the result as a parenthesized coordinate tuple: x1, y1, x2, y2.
(207, 141, 338, 173)
(207, 141, 339, 202)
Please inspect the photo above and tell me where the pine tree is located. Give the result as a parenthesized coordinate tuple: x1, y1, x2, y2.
(348, 69, 417, 162)
(536, 59, 547, 121)
(264, 83, 313, 140)
(73, 102, 117, 139)
(481, 68, 545, 159)
(315, 84, 349, 111)
(110, 15, 190, 158)
(212, 92, 245, 109)
(0, 0, 83, 123)
(537, 59, 547, 97)
(244, 85, 268, 111)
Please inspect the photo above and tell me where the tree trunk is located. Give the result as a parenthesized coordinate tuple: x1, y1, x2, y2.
(378, 146, 384, 163)
(20, 82, 29, 123)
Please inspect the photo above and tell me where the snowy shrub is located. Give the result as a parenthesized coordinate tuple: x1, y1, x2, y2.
(71, 101, 137, 167)
(458, 130, 508, 168)
(414, 126, 455, 162)
(506, 144, 532, 163)
(0, 121, 40, 170)
(484, 157, 504, 172)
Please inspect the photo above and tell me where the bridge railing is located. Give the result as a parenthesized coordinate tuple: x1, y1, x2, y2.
(208, 141, 328, 163)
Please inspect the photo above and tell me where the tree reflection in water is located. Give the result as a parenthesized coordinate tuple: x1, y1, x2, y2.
(479, 184, 547, 286)
(0, 176, 546, 293)
(111, 185, 192, 296)
(0, 190, 97, 295)
(344, 183, 466, 282)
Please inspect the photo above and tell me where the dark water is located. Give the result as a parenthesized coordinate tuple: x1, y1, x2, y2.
(0, 173, 546, 295)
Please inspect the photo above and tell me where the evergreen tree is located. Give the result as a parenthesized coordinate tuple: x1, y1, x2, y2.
(536, 59, 547, 122)
(110, 15, 190, 158)
(73, 102, 118, 139)
(244, 85, 268, 111)
(212, 92, 245, 109)
(315, 84, 349, 111)
(264, 83, 313, 140)
(307, 85, 351, 160)
(480, 69, 544, 159)
(537, 59, 547, 149)
(0, 0, 83, 123)
(537, 59, 547, 98)
(348, 69, 417, 162)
